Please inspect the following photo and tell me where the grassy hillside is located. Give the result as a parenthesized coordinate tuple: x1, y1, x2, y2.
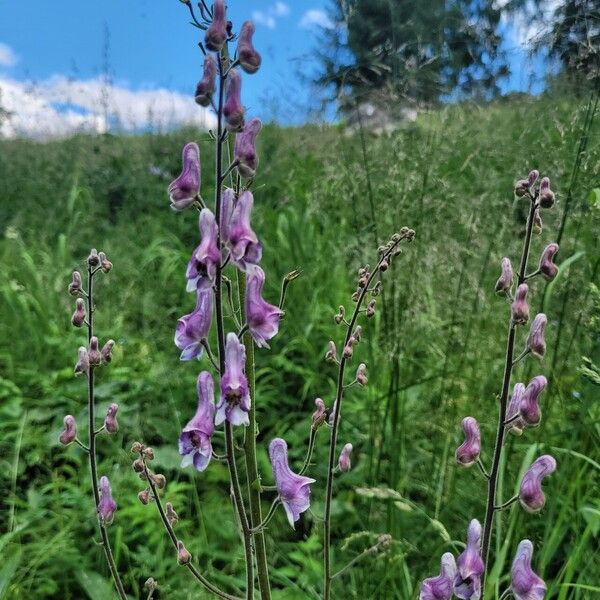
(0, 92, 599, 599)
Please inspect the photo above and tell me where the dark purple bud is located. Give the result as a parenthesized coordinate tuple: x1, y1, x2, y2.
(132, 458, 145, 473)
(98, 251, 113, 273)
(177, 540, 192, 565)
(237, 21, 261, 74)
(186, 209, 220, 291)
(511, 283, 529, 324)
(179, 371, 215, 471)
(455, 417, 481, 467)
(454, 519, 484, 600)
(88, 336, 102, 366)
(87, 248, 100, 267)
(338, 443, 353, 472)
(269, 438, 316, 528)
(101, 339, 115, 364)
(59, 415, 77, 445)
(527, 170, 540, 186)
(511, 540, 546, 600)
(334, 305, 345, 324)
(325, 341, 337, 362)
(216, 333, 250, 426)
(505, 383, 526, 436)
(533, 209, 542, 234)
(131, 441, 144, 453)
(68, 271, 82, 295)
(195, 54, 217, 107)
(166, 502, 179, 526)
(104, 403, 119, 434)
(343, 337, 354, 359)
(72, 298, 86, 327)
(514, 170, 538, 197)
(420, 553, 457, 600)
(538, 243, 559, 281)
(519, 375, 547, 427)
(356, 363, 368, 386)
(138, 489, 151, 505)
(527, 314, 547, 358)
(495, 257, 513, 294)
(143, 447, 154, 460)
(235, 118, 262, 178)
(366, 300, 376, 317)
(245, 266, 283, 348)
(223, 69, 245, 132)
(312, 398, 327, 428)
(169, 143, 201, 212)
(519, 455, 556, 513)
(97, 476, 117, 524)
(151, 473, 166, 489)
(175, 287, 213, 360)
(539, 177, 555, 208)
(204, 0, 227, 52)
(74, 346, 89, 375)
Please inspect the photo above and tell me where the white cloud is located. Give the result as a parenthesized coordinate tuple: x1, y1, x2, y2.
(499, 0, 561, 48)
(252, 2, 290, 29)
(0, 43, 18, 67)
(299, 9, 334, 30)
(0, 75, 217, 139)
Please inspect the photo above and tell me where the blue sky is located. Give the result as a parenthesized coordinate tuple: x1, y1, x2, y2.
(0, 1, 554, 137)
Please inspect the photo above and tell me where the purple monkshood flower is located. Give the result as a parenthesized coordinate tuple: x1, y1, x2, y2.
(495, 257, 513, 294)
(454, 519, 485, 600)
(179, 371, 215, 471)
(269, 438, 316, 528)
(104, 403, 119, 434)
(539, 243, 559, 280)
(69, 270, 82, 295)
(539, 177, 555, 208)
(245, 266, 283, 348)
(175, 286, 213, 360)
(235, 118, 262, 178)
(455, 417, 481, 467)
(216, 333, 251, 426)
(505, 382, 527, 436)
(221, 190, 262, 271)
(237, 21, 261, 74)
(519, 455, 556, 513)
(511, 540, 546, 600)
(527, 314, 547, 358)
(186, 209, 221, 292)
(338, 443, 353, 472)
(511, 283, 529, 324)
(204, 0, 227, 52)
(59, 415, 77, 445)
(223, 69, 245, 132)
(195, 54, 217, 107)
(97, 476, 117, 525)
(168, 143, 200, 211)
(420, 553, 457, 600)
(519, 375, 547, 427)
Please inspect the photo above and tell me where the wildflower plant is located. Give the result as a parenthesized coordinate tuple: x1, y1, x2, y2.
(420, 171, 560, 600)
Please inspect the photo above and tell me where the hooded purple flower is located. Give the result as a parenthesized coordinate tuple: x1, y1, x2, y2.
(245, 266, 283, 348)
(515, 169, 539, 197)
(495, 257, 513, 294)
(539, 243, 559, 280)
(519, 455, 556, 513)
(237, 21, 261, 74)
(527, 314, 547, 358)
(454, 519, 484, 600)
(179, 371, 215, 471)
(168, 143, 200, 211)
(186, 209, 221, 292)
(195, 54, 217, 107)
(420, 553, 457, 600)
(59, 415, 77, 445)
(204, 0, 227, 52)
(511, 540, 546, 600)
(338, 443, 353, 472)
(519, 375, 547, 427)
(356, 363, 368, 386)
(216, 333, 250, 426)
(88, 336, 102, 366)
(97, 476, 117, 525)
(223, 69, 245, 132)
(221, 190, 262, 270)
(74, 346, 89, 375)
(269, 438, 316, 528)
(69, 271, 82, 295)
(505, 382, 526, 436)
(455, 417, 481, 467)
(104, 403, 119, 434)
(174, 286, 213, 360)
(511, 283, 529, 324)
(235, 118, 262, 178)
(539, 177, 555, 208)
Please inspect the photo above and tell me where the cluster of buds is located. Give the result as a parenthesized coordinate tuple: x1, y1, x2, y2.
(131, 442, 167, 504)
(73, 336, 115, 374)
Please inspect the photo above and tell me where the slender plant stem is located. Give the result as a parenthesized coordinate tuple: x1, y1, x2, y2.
(494, 495, 518, 511)
(250, 499, 280, 534)
(480, 196, 537, 597)
(299, 428, 317, 476)
(331, 543, 380, 580)
(85, 267, 127, 600)
(323, 234, 409, 599)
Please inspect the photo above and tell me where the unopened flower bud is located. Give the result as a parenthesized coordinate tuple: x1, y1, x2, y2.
(511, 284, 529, 324)
(379, 259, 389, 272)
(371, 281, 382, 296)
(356, 363, 368, 386)
(101, 339, 115, 364)
(539, 177, 555, 208)
(152, 473, 166, 489)
(343, 337, 354, 359)
(325, 341, 337, 362)
(74, 346, 89, 375)
(527, 314, 547, 358)
(505, 383, 526, 436)
(366, 300, 376, 317)
(138, 489, 151, 505)
(195, 54, 217, 106)
(166, 502, 179, 526)
(143, 447, 155, 460)
(352, 326, 362, 342)
(533, 209, 542, 234)
(131, 441, 144, 453)
(88, 336, 102, 366)
(59, 415, 77, 445)
(338, 443, 353, 472)
(519, 375, 547, 427)
(519, 455, 556, 513)
(510, 540, 546, 600)
(312, 398, 327, 428)
(98, 251, 113, 273)
(235, 118, 262, 178)
(237, 20, 261, 74)
(104, 403, 119, 434)
(97, 476, 117, 524)
(539, 243, 559, 281)
(132, 458, 145, 473)
(223, 69, 245, 132)
(71, 298, 86, 327)
(455, 417, 481, 467)
(204, 0, 227, 52)
(334, 305, 345, 324)
(144, 577, 157, 591)
(177, 540, 192, 565)
(495, 257, 513, 294)
(68, 271, 82, 295)
(87, 248, 100, 267)
(351, 290, 360, 302)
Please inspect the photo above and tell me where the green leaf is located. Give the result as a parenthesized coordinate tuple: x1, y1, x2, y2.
(75, 570, 117, 600)
(0, 550, 22, 599)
